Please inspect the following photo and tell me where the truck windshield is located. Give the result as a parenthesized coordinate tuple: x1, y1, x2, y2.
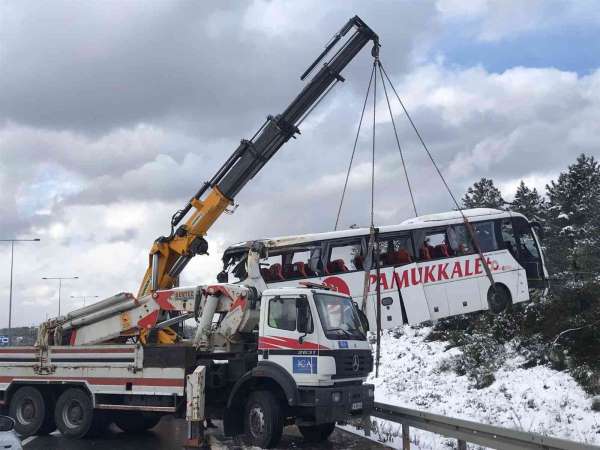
(314, 293, 367, 341)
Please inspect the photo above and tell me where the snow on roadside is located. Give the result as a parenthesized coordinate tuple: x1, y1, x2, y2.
(363, 326, 600, 449)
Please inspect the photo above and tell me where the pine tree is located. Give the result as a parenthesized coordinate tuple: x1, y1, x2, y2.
(462, 178, 506, 209)
(545, 154, 600, 274)
(511, 181, 545, 220)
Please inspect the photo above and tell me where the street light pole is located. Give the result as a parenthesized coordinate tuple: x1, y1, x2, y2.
(8, 241, 13, 345)
(42, 276, 79, 317)
(1, 238, 40, 346)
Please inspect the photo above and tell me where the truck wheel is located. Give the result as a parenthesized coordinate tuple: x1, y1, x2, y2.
(487, 284, 511, 314)
(244, 391, 283, 449)
(298, 422, 336, 442)
(55, 388, 96, 439)
(9, 386, 52, 437)
(115, 412, 161, 433)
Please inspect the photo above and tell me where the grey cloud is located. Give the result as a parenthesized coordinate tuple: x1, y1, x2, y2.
(0, 1, 437, 136)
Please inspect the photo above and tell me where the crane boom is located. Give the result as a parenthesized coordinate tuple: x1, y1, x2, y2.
(138, 16, 379, 298)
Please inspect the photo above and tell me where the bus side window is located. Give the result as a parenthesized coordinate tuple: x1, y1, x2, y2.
(260, 254, 284, 282)
(327, 239, 363, 274)
(284, 247, 320, 279)
(472, 221, 498, 252)
(378, 234, 413, 267)
(500, 219, 518, 258)
(446, 224, 475, 256)
(512, 217, 540, 261)
(416, 228, 452, 260)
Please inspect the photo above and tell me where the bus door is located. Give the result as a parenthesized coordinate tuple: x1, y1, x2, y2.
(510, 217, 546, 285)
(376, 233, 429, 326)
(392, 262, 430, 324)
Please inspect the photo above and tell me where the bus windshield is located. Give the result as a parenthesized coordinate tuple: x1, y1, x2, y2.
(314, 293, 367, 341)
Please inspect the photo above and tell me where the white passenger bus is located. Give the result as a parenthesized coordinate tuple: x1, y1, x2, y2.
(220, 209, 548, 329)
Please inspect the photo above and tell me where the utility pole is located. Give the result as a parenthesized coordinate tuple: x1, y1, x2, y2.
(1, 238, 40, 345)
(42, 276, 79, 317)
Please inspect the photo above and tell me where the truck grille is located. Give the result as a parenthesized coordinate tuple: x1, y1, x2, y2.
(332, 350, 372, 379)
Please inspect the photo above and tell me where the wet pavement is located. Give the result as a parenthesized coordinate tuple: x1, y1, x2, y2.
(23, 416, 392, 450)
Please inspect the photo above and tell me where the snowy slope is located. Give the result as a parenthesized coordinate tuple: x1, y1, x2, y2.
(360, 326, 599, 449)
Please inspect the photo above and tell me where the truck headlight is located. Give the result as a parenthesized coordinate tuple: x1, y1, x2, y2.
(332, 391, 342, 403)
(368, 387, 374, 398)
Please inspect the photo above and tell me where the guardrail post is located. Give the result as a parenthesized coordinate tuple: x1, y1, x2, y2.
(402, 424, 410, 449)
(457, 439, 467, 450)
(362, 414, 371, 437)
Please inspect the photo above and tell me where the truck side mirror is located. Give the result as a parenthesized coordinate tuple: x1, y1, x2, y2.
(353, 301, 370, 332)
(296, 298, 313, 339)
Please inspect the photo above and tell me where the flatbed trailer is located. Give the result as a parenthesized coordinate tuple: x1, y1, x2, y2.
(0, 286, 374, 448)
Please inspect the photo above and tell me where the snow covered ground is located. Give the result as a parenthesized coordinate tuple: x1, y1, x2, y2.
(351, 326, 600, 449)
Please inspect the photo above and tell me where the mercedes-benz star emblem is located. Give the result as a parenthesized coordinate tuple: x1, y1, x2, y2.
(352, 354, 360, 372)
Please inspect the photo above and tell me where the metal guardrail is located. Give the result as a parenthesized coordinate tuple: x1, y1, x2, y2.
(368, 402, 599, 450)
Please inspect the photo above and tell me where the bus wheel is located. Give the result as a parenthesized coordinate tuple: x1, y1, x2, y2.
(298, 422, 336, 442)
(115, 412, 161, 433)
(487, 284, 511, 314)
(244, 391, 283, 449)
(55, 388, 95, 439)
(9, 386, 51, 437)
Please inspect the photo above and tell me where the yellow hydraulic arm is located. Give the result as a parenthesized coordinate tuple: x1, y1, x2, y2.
(138, 16, 379, 298)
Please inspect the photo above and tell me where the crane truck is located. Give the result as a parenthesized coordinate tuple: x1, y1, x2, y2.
(0, 16, 378, 448)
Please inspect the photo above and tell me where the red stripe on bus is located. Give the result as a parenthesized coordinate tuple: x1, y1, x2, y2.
(0, 376, 183, 387)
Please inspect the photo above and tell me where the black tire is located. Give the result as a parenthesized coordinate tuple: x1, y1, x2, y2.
(9, 386, 52, 437)
(298, 422, 336, 442)
(54, 388, 96, 439)
(243, 390, 284, 449)
(114, 412, 161, 433)
(488, 284, 512, 314)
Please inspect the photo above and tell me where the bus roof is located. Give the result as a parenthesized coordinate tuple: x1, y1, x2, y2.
(224, 208, 526, 254)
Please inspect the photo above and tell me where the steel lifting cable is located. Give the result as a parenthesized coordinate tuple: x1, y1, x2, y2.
(377, 61, 418, 217)
(378, 61, 496, 290)
(334, 63, 376, 231)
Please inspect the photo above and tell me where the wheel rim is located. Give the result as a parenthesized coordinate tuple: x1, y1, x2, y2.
(16, 398, 36, 426)
(248, 405, 265, 439)
(62, 399, 84, 429)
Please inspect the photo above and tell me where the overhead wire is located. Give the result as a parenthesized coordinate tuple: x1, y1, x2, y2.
(371, 59, 377, 227)
(334, 63, 376, 231)
(377, 61, 418, 217)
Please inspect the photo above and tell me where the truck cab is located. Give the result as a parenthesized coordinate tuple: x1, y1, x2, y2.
(222, 285, 374, 448)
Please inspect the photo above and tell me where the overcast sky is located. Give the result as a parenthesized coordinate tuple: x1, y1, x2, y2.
(1, 0, 599, 327)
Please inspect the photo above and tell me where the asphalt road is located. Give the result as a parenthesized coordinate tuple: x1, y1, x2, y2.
(22, 416, 392, 450)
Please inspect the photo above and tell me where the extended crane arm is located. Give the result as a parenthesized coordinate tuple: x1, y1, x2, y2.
(138, 16, 379, 298)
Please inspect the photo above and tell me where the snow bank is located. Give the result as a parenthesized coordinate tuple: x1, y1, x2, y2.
(359, 326, 599, 449)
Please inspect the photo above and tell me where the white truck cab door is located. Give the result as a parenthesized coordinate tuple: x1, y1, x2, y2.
(259, 295, 320, 381)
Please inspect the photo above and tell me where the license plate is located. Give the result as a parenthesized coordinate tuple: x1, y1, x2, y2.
(351, 401, 362, 411)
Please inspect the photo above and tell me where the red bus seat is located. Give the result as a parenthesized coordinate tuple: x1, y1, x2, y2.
(386, 249, 411, 265)
(293, 261, 308, 278)
(261, 267, 273, 282)
(419, 246, 431, 260)
(270, 263, 285, 281)
(326, 259, 349, 274)
(433, 244, 450, 258)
